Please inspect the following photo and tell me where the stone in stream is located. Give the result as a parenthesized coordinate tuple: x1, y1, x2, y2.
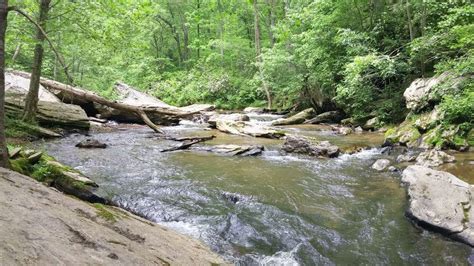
(199, 144, 264, 156)
(282, 136, 340, 158)
(371, 159, 391, 171)
(415, 149, 455, 168)
(402, 165, 474, 246)
(305, 111, 344, 124)
(271, 108, 315, 126)
(216, 120, 285, 139)
(208, 113, 250, 128)
(76, 139, 107, 149)
(397, 154, 417, 163)
(243, 107, 265, 113)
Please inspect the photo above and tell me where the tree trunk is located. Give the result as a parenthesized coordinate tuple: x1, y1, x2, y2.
(0, 0, 9, 168)
(405, 0, 414, 41)
(253, 0, 261, 57)
(253, 0, 272, 109)
(266, 0, 275, 47)
(11, 70, 205, 134)
(196, 0, 200, 59)
(22, 0, 51, 122)
(11, 43, 20, 63)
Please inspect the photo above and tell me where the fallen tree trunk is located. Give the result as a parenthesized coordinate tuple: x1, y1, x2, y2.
(161, 135, 215, 152)
(10, 70, 203, 134)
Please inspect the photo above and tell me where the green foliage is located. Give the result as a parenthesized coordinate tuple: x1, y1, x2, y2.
(5, 116, 40, 139)
(439, 87, 474, 126)
(4, 0, 472, 123)
(334, 54, 409, 121)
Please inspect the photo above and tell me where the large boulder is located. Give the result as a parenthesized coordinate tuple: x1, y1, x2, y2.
(415, 149, 455, 167)
(402, 165, 474, 246)
(282, 136, 339, 158)
(272, 108, 315, 126)
(362, 117, 380, 131)
(304, 111, 343, 124)
(403, 72, 464, 112)
(414, 107, 443, 132)
(208, 113, 250, 128)
(5, 72, 90, 129)
(216, 120, 284, 139)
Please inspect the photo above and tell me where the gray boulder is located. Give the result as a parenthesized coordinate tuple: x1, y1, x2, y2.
(199, 144, 264, 156)
(402, 165, 474, 246)
(216, 120, 284, 139)
(282, 136, 339, 158)
(208, 113, 250, 128)
(272, 108, 315, 126)
(5, 72, 90, 129)
(363, 117, 380, 131)
(371, 159, 391, 171)
(305, 111, 343, 124)
(416, 149, 455, 167)
(403, 72, 464, 112)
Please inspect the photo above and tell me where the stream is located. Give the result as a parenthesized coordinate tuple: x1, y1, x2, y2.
(36, 114, 474, 265)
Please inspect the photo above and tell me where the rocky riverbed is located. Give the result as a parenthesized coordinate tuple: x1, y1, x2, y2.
(34, 116, 474, 265)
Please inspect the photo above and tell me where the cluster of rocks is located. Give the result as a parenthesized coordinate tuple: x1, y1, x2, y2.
(385, 72, 472, 151)
(371, 149, 456, 172)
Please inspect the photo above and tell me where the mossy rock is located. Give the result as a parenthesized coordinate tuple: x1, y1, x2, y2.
(384, 119, 421, 147)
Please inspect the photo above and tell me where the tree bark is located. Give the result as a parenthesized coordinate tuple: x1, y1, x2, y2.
(0, 0, 9, 168)
(22, 0, 51, 122)
(253, 0, 272, 109)
(11, 43, 20, 63)
(405, 0, 414, 41)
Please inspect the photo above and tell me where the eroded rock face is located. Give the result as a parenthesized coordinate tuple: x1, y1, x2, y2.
(402, 165, 474, 246)
(0, 168, 227, 265)
(403, 72, 464, 112)
(415, 149, 455, 167)
(282, 136, 339, 158)
(371, 159, 390, 171)
(272, 108, 315, 126)
(5, 72, 90, 129)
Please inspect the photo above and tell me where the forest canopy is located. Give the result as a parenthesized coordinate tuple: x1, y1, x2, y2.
(6, 0, 473, 124)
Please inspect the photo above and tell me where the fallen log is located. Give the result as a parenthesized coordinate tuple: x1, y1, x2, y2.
(161, 135, 215, 152)
(10, 70, 203, 134)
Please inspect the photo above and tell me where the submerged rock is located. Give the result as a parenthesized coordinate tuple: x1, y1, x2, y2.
(75, 139, 107, 149)
(305, 111, 343, 124)
(282, 136, 339, 158)
(371, 159, 391, 171)
(271, 108, 315, 126)
(402, 165, 474, 246)
(415, 149, 455, 167)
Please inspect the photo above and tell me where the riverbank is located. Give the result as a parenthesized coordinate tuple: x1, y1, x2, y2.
(0, 167, 228, 265)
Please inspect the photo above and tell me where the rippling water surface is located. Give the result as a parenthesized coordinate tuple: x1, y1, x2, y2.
(37, 117, 473, 265)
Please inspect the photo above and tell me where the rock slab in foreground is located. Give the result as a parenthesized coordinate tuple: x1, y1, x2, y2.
(402, 165, 474, 246)
(0, 168, 227, 265)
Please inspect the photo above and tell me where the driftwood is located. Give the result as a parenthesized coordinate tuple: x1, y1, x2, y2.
(10, 70, 203, 134)
(161, 135, 215, 152)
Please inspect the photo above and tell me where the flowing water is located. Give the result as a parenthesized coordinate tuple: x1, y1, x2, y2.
(36, 115, 474, 265)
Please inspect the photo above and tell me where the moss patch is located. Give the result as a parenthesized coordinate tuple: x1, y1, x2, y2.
(93, 203, 117, 223)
